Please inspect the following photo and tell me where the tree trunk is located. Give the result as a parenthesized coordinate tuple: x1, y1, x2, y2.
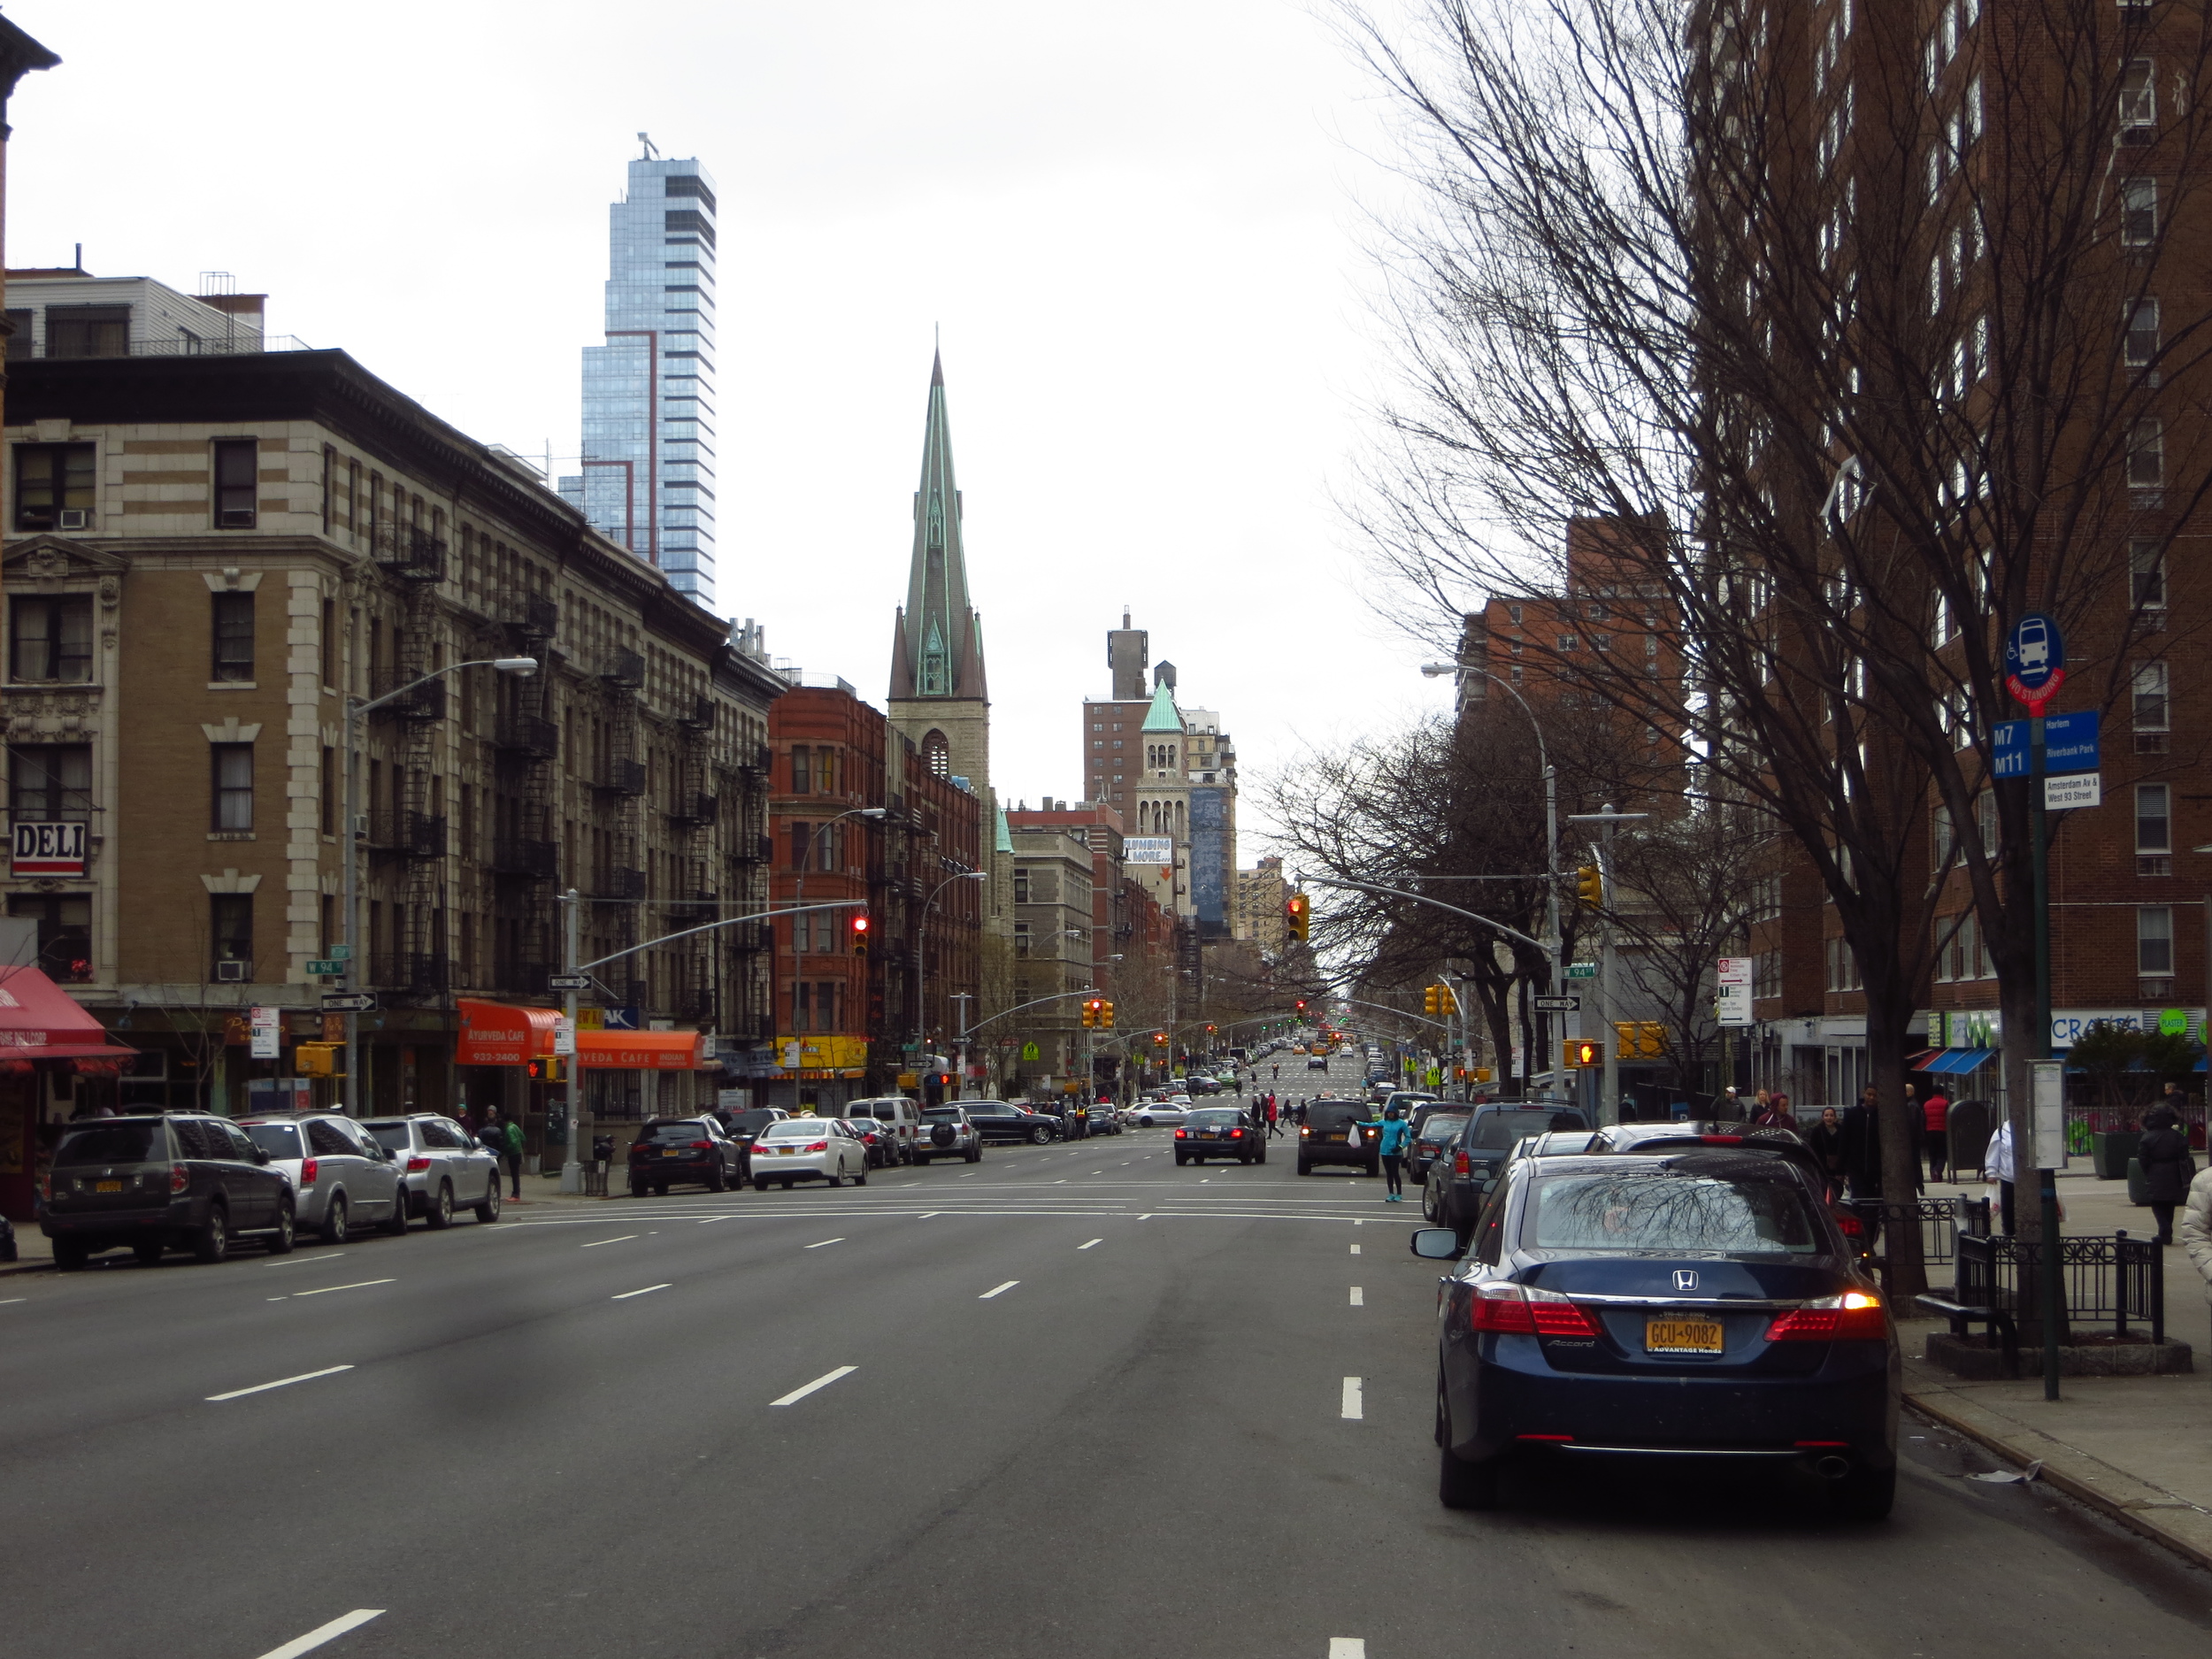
(1865, 985, 1929, 1300)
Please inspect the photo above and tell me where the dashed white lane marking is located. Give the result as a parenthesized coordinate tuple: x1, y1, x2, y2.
(1329, 1640, 1367, 1659)
(1055, 1179, 1069, 1185)
(1341, 1377, 1363, 1419)
(804, 1237, 846, 1249)
(292, 1279, 396, 1298)
(251, 1608, 386, 1659)
(0, 1297, 24, 1305)
(611, 1284, 671, 1300)
(581, 1234, 638, 1248)
(917, 1211, 941, 1218)
(979, 1280, 1020, 1300)
(771, 1364, 857, 1407)
(1138, 1213, 1154, 1220)
(262, 1253, 347, 1270)
(1349, 1244, 1362, 1255)
(208, 1364, 356, 1402)
(1349, 1286, 1364, 1306)
(1079, 1238, 1103, 1250)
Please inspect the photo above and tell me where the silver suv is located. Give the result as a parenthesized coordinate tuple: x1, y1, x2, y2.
(241, 1112, 406, 1243)
(913, 1106, 983, 1164)
(363, 1114, 503, 1228)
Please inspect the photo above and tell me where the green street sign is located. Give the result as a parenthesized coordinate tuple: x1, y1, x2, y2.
(307, 960, 345, 976)
(2159, 1008, 2188, 1036)
(1564, 962, 1598, 979)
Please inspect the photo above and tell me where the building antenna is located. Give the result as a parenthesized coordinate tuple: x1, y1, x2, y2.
(638, 132, 657, 160)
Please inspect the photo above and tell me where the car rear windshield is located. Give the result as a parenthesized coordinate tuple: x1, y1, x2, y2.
(920, 1108, 963, 1119)
(1418, 1114, 1470, 1141)
(1306, 1103, 1366, 1129)
(55, 1121, 166, 1166)
(1524, 1171, 1823, 1256)
(761, 1119, 828, 1139)
(1187, 1109, 1244, 1128)
(1471, 1109, 1588, 1149)
(363, 1122, 415, 1153)
(641, 1122, 709, 1142)
(246, 1123, 303, 1159)
(722, 1110, 781, 1133)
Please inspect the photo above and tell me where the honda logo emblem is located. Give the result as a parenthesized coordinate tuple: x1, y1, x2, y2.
(1673, 1270, 1699, 1292)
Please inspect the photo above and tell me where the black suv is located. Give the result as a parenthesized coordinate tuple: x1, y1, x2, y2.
(1297, 1098, 1380, 1175)
(962, 1100, 1064, 1145)
(627, 1117, 746, 1196)
(710, 1106, 789, 1181)
(42, 1114, 296, 1268)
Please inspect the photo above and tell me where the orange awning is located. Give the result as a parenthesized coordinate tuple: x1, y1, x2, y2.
(456, 999, 560, 1067)
(577, 1028, 710, 1071)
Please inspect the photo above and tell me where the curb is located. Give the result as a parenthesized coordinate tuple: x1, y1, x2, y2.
(1905, 1389, 2212, 1574)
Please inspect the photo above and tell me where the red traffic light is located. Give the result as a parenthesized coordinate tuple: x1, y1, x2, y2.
(850, 913, 872, 956)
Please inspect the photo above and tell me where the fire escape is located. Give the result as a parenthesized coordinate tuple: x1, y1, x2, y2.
(592, 648, 649, 1010)
(720, 737, 772, 1042)
(489, 588, 559, 995)
(666, 693, 721, 1025)
(369, 524, 449, 1002)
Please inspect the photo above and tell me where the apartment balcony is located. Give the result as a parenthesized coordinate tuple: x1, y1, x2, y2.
(493, 714, 558, 758)
(595, 758, 647, 796)
(602, 866, 647, 902)
(492, 590, 559, 636)
(602, 649, 645, 688)
(369, 952, 449, 995)
(492, 958, 551, 998)
(491, 837, 558, 879)
(667, 790, 718, 826)
(729, 833, 772, 865)
(372, 523, 447, 584)
(365, 810, 446, 859)
(677, 693, 717, 733)
(366, 669, 445, 721)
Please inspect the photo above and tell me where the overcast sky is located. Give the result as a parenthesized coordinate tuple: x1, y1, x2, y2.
(5, 0, 1453, 847)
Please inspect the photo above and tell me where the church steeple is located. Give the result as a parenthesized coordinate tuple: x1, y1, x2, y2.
(888, 350, 988, 703)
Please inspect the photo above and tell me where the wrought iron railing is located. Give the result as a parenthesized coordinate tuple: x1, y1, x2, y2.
(1955, 1232, 2166, 1345)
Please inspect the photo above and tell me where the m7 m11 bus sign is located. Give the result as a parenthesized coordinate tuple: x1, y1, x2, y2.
(12, 820, 87, 877)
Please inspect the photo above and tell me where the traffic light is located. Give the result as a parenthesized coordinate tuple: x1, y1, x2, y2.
(1562, 1038, 1602, 1070)
(1472, 1066, 1494, 1083)
(1154, 1031, 1169, 1048)
(1295, 998, 1308, 1013)
(1438, 983, 1458, 1015)
(850, 913, 871, 956)
(1637, 1021, 1667, 1057)
(1286, 892, 1310, 941)
(1082, 997, 1102, 1028)
(526, 1056, 570, 1084)
(1614, 1020, 1638, 1056)
(296, 1041, 338, 1078)
(1102, 1001, 1116, 1029)
(1424, 984, 1441, 1016)
(1576, 864, 1604, 907)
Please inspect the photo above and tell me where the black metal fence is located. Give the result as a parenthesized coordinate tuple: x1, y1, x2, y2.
(1955, 1233, 2166, 1345)
(1852, 1196, 1975, 1292)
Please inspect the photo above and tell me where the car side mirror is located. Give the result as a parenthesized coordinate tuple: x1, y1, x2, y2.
(251, 1145, 270, 1165)
(1409, 1227, 1463, 1260)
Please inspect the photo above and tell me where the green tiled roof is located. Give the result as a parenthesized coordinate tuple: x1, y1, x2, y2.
(1140, 682, 1182, 733)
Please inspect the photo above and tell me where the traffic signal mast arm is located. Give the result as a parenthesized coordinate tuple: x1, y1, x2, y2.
(569, 900, 863, 975)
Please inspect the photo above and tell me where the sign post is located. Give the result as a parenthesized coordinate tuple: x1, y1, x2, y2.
(1716, 956, 1753, 1027)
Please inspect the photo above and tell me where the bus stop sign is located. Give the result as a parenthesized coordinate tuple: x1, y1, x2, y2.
(2003, 612, 2065, 713)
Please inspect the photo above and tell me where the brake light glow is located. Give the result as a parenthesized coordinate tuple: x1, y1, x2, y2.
(1833, 1210, 1864, 1237)
(1794, 1440, 1849, 1448)
(299, 1158, 319, 1187)
(806, 1141, 829, 1153)
(1469, 1282, 1603, 1337)
(1175, 1129, 1188, 1139)
(1764, 1292, 1886, 1342)
(170, 1164, 189, 1194)
(1229, 1128, 1243, 1138)
(1517, 1433, 1576, 1442)
(1454, 1149, 1471, 1177)
(406, 1156, 432, 1173)
(689, 1141, 715, 1150)
(1698, 1134, 1743, 1145)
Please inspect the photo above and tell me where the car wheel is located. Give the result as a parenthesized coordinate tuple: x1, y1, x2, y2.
(1030, 1125, 1053, 1145)
(1436, 1376, 1502, 1510)
(827, 1169, 845, 1188)
(54, 1238, 90, 1271)
(1422, 1185, 1440, 1223)
(630, 1177, 649, 1198)
(320, 1194, 349, 1246)
(379, 1194, 409, 1235)
(854, 1160, 868, 1186)
(966, 1144, 982, 1164)
(654, 1184, 669, 1197)
(707, 1164, 727, 1194)
(1296, 1160, 1312, 1176)
(425, 1182, 454, 1231)
(192, 1204, 230, 1263)
(265, 1200, 296, 1255)
(755, 1177, 773, 1191)
(1828, 1463, 1896, 1522)
(780, 1179, 795, 1190)
(474, 1181, 503, 1225)
(1174, 1152, 1188, 1166)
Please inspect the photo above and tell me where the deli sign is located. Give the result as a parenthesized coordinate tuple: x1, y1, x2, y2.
(12, 821, 86, 877)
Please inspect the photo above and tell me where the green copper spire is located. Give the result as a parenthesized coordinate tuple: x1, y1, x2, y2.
(1140, 681, 1182, 733)
(995, 806, 1014, 855)
(889, 349, 988, 702)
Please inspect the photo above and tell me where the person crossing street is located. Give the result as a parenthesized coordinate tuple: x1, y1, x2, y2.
(1379, 1104, 1411, 1202)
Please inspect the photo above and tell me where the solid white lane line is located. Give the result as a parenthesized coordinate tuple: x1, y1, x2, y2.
(771, 1364, 857, 1407)
(0, 1297, 26, 1305)
(804, 1237, 846, 1249)
(580, 1234, 638, 1248)
(1329, 1640, 1367, 1659)
(979, 1280, 1020, 1300)
(262, 1253, 347, 1270)
(1055, 1179, 1069, 1185)
(1349, 1286, 1364, 1306)
(1079, 1238, 1103, 1250)
(292, 1279, 396, 1298)
(251, 1609, 386, 1659)
(1349, 1244, 1362, 1255)
(1341, 1377, 1363, 1419)
(917, 1211, 941, 1218)
(208, 1365, 355, 1402)
(611, 1283, 672, 1300)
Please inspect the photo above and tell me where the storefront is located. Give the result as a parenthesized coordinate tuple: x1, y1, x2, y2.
(0, 965, 139, 1222)
(454, 1000, 563, 1169)
(578, 1029, 716, 1155)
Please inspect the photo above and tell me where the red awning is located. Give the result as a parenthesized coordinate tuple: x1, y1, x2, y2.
(1906, 1049, 1941, 1072)
(577, 1029, 710, 1071)
(0, 965, 133, 1058)
(456, 999, 561, 1067)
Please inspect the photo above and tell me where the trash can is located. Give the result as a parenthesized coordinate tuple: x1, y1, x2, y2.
(2093, 1130, 2142, 1181)
(2126, 1156, 2151, 1205)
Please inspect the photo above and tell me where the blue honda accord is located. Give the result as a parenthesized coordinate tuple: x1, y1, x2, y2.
(1412, 1148, 1899, 1519)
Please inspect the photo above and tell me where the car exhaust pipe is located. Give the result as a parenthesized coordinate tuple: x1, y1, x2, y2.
(1814, 1455, 1851, 1480)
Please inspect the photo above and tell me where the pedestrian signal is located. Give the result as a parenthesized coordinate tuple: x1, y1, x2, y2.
(296, 1041, 339, 1078)
(526, 1056, 570, 1084)
(1562, 1038, 1602, 1070)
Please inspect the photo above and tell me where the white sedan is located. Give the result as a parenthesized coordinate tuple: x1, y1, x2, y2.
(1130, 1098, 1192, 1128)
(749, 1118, 870, 1190)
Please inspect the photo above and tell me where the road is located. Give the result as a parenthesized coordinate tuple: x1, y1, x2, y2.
(3, 1048, 2208, 1659)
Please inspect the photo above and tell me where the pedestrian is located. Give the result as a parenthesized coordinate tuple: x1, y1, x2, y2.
(1271, 1064, 1279, 1080)
(1841, 1085, 1884, 1203)
(502, 1111, 525, 1198)
(2178, 1151, 2212, 1322)
(2139, 1102, 2192, 1245)
(1722, 1085, 1742, 1120)
(1266, 1095, 1281, 1138)
(1923, 1085, 1951, 1184)
(1752, 1091, 1797, 1132)
(1983, 1117, 2016, 1235)
(1379, 1105, 1410, 1202)
(1807, 1105, 1847, 1204)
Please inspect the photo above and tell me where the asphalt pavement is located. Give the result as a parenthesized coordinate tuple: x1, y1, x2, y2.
(3, 1052, 2208, 1659)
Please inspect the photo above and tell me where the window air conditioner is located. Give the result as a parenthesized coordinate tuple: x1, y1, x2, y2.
(58, 509, 88, 530)
(215, 960, 250, 983)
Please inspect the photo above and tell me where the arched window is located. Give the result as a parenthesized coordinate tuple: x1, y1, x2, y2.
(923, 730, 949, 779)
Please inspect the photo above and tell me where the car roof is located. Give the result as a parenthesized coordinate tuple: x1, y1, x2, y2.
(1601, 1121, 1811, 1152)
(1513, 1148, 1818, 1183)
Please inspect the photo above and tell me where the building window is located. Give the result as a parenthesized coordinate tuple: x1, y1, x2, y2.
(2131, 661, 2169, 730)
(13, 442, 95, 532)
(213, 439, 258, 528)
(9, 595, 92, 683)
(211, 590, 254, 682)
(45, 304, 129, 358)
(2136, 781, 2171, 873)
(211, 894, 254, 972)
(790, 744, 810, 794)
(6, 893, 90, 982)
(1014, 923, 1031, 957)
(923, 730, 949, 779)
(211, 743, 254, 832)
(789, 820, 813, 870)
(2127, 417, 2163, 490)
(9, 743, 90, 821)
(2120, 57, 2155, 130)
(2120, 176, 2156, 246)
(815, 746, 836, 795)
(2137, 906, 2173, 975)
(320, 746, 335, 835)
(2131, 538, 2165, 608)
(2125, 297, 2160, 370)
(1014, 872, 1031, 904)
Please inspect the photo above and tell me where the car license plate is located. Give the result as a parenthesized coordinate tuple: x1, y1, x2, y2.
(777, 1147, 794, 1156)
(1646, 1317, 1724, 1354)
(1326, 1133, 1345, 1142)
(662, 1148, 680, 1157)
(96, 1179, 122, 1193)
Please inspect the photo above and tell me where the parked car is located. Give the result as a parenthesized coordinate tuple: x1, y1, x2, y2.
(0, 1210, 14, 1262)
(1425, 1102, 1594, 1240)
(710, 1106, 790, 1179)
(750, 1116, 870, 1188)
(1129, 1098, 1191, 1128)
(841, 1114, 902, 1169)
(42, 1114, 296, 1267)
(1407, 1110, 1471, 1187)
(1592, 1121, 1830, 1200)
(1175, 1106, 1268, 1165)
(1298, 1098, 1381, 1175)
(363, 1113, 503, 1228)
(626, 1116, 745, 1195)
(242, 1111, 405, 1243)
(962, 1100, 1064, 1145)
(1416, 1148, 1898, 1518)
(840, 1097, 919, 1163)
(914, 1105, 985, 1164)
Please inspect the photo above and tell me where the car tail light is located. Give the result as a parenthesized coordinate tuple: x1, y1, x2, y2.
(1299, 1126, 1310, 1137)
(299, 1158, 319, 1187)
(1230, 1128, 1244, 1138)
(1470, 1281, 1601, 1337)
(407, 1156, 432, 1173)
(1699, 1134, 1743, 1145)
(1454, 1149, 1471, 1177)
(806, 1141, 828, 1153)
(1175, 1129, 1187, 1139)
(690, 1141, 715, 1150)
(170, 1164, 189, 1194)
(1764, 1291, 1886, 1342)
(1832, 1210, 1863, 1238)
(1517, 1433, 1576, 1442)
(39, 1171, 52, 1202)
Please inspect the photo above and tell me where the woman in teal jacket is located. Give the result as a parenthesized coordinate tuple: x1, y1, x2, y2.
(1378, 1105, 1411, 1202)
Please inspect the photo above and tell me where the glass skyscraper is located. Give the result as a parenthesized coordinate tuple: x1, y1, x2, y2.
(559, 152, 718, 608)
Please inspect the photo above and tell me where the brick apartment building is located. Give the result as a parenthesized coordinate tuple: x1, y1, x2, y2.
(0, 271, 780, 1175)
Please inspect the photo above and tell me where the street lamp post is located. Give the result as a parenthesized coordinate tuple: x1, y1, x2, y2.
(916, 868, 986, 1093)
(341, 656, 536, 1116)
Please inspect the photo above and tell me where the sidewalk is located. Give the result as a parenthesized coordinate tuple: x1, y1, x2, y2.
(1900, 1169, 2212, 1571)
